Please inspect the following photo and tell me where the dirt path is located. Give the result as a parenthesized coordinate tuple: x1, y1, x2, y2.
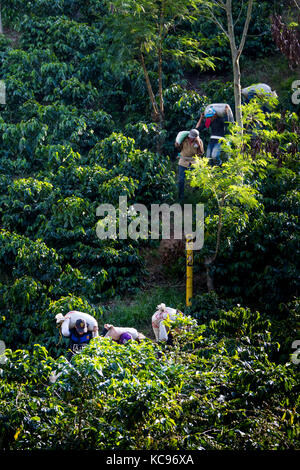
(140, 212, 186, 288)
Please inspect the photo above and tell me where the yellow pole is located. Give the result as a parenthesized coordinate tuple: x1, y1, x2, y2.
(186, 234, 193, 307)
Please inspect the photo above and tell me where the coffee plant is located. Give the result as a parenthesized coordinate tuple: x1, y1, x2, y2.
(0, 0, 298, 452)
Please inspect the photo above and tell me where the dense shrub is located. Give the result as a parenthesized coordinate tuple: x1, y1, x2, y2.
(0, 119, 48, 171)
(0, 289, 103, 356)
(0, 230, 62, 283)
(0, 0, 298, 452)
(48, 264, 108, 304)
(89, 133, 176, 204)
(186, 291, 240, 323)
(0, 276, 50, 350)
(34, 144, 82, 171)
(190, 1, 282, 72)
(2, 178, 56, 235)
(214, 211, 299, 312)
(0, 310, 299, 450)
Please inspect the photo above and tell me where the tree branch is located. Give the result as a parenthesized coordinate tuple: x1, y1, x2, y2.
(234, 0, 244, 27)
(206, 5, 229, 38)
(140, 52, 159, 118)
(225, 0, 238, 54)
(293, 0, 300, 11)
(211, 0, 227, 10)
(237, 0, 254, 59)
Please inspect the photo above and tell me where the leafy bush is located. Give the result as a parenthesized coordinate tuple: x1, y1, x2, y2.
(0, 230, 62, 283)
(45, 163, 109, 200)
(0, 35, 13, 52)
(0, 308, 299, 450)
(89, 132, 176, 204)
(215, 212, 299, 312)
(0, 119, 48, 169)
(34, 144, 82, 171)
(89, 132, 136, 167)
(48, 264, 108, 304)
(19, 16, 103, 59)
(54, 77, 101, 109)
(0, 276, 51, 349)
(186, 291, 240, 323)
(36, 196, 97, 251)
(70, 242, 146, 297)
(2, 178, 56, 235)
(0, 0, 298, 452)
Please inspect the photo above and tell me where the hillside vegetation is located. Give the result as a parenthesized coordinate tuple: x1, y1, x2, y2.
(0, 0, 299, 451)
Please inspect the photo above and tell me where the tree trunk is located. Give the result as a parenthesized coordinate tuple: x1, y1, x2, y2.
(158, 3, 165, 125)
(140, 52, 165, 153)
(225, 0, 254, 128)
(232, 55, 242, 127)
(204, 196, 224, 292)
(156, 45, 165, 153)
(205, 264, 215, 292)
(155, 1, 165, 154)
(206, 0, 253, 127)
(226, 0, 242, 127)
(140, 52, 159, 121)
(0, 4, 3, 35)
(158, 46, 164, 122)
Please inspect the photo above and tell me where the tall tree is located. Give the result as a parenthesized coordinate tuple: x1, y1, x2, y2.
(187, 100, 270, 291)
(202, 0, 254, 127)
(104, 0, 214, 140)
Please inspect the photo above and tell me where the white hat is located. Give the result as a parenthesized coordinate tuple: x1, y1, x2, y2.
(156, 303, 166, 312)
(188, 129, 199, 139)
(55, 313, 65, 324)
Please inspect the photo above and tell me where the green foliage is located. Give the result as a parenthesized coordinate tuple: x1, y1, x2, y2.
(216, 211, 299, 310)
(49, 196, 93, 231)
(90, 132, 136, 168)
(0, 308, 299, 450)
(192, 1, 282, 72)
(0, 119, 48, 169)
(2, 178, 56, 235)
(0, 277, 51, 350)
(89, 132, 176, 204)
(199, 80, 234, 111)
(19, 15, 103, 59)
(48, 264, 108, 304)
(13, 100, 114, 153)
(186, 291, 239, 323)
(45, 162, 109, 200)
(54, 77, 101, 108)
(34, 144, 82, 171)
(163, 84, 210, 154)
(102, 0, 209, 64)
(0, 0, 298, 452)
(0, 35, 13, 52)
(0, 230, 62, 283)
